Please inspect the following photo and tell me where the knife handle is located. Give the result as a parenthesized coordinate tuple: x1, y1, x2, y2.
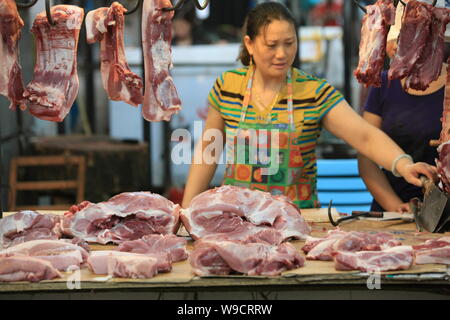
(351, 211, 383, 218)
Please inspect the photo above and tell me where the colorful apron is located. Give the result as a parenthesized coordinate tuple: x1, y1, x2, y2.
(222, 66, 319, 209)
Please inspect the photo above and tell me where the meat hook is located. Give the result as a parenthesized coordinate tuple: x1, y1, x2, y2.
(123, 0, 142, 15)
(45, 0, 56, 26)
(162, 0, 209, 12)
(352, 0, 367, 14)
(15, 0, 38, 9)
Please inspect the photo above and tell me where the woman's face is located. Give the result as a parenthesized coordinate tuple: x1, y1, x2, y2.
(244, 19, 298, 80)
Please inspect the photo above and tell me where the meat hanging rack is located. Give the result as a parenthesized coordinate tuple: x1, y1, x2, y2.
(0, 0, 212, 219)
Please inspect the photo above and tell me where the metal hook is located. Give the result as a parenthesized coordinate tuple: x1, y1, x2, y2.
(432, 0, 437, 6)
(327, 200, 339, 226)
(353, 0, 367, 14)
(193, 0, 209, 10)
(161, 0, 185, 12)
(123, 0, 142, 15)
(45, 0, 56, 26)
(16, 0, 38, 9)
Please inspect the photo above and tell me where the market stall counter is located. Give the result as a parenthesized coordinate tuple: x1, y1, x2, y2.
(0, 209, 449, 300)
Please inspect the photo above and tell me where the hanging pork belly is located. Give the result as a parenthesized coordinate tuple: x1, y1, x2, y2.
(85, 2, 144, 106)
(354, 0, 395, 88)
(23, 5, 84, 122)
(141, 0, 181, 122)
(0, 0, 26, 110)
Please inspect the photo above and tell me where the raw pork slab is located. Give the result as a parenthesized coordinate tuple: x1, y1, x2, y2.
(354, 0, 395, 87)
(85, 2, 143, 106)
(62, 192, 181, 244)
(0, 0, 26, 110)
(117, 234, 188, 262)
(141, 0, 181, 121)
(0, 256, 61, 282)
(181, 185, 311, 243)
(189, 239, 305, 276)
(0, 239, 89, 271)
(23, 5, 84, 122)
(413, 237, 450, 265)
(0, 210, 62, 248)
(334, 246, 413, 272)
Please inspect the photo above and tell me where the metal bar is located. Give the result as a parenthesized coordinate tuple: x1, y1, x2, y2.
(82, 0, 96, 133)
(342, 0, 355, 104)
(46, 0, 56, 25)
(352, 0, 366, 13)
(193, 0, 209, 10)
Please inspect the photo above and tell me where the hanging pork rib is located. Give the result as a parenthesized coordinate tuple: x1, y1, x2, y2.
(354, 0, 395, 88)
(141, 0, 181, 122)
(180, 185, 311, 244)
(0, 0, 26, 110)
(61, 192, 181, 244)
(85, 2, 143, 106)
(388, 1, 433, 82)
(404, 7, 450, 91)
(23, 5, 84, 122)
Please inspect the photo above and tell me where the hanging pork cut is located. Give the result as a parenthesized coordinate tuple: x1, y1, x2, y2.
(404, 7, 450, 91)
(85, 2, 143, 106)
(23, 5, 84, 122)
(0, 210, 62, 248)
(0, 256, 62, 282)
(388, 1, 432, 81)
(180, 185, 311, 243)
(189, 239, 305, 276)
(0, 0, 26, 110)
(61, 192, 181, 244)
(141, 0, 181, 122)
(354, 0, 395, 88)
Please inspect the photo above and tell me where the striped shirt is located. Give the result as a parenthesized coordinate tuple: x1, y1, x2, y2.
(208, 66, 344, 176)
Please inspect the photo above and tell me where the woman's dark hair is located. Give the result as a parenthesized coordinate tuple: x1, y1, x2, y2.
(238, 2, 299, 67)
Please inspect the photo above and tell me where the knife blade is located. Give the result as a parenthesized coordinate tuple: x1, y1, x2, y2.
(351, 211, 414, 222)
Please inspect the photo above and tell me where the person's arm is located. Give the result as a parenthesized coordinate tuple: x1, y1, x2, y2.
(181, 105, 225, 208)
(356, 111, 408, 212)
(322, 100, 438, 187)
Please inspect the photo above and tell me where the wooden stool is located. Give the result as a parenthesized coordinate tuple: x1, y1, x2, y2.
(8, 155, 86, 211)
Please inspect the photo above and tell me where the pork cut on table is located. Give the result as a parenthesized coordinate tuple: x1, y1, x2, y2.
(0, 0, 26, 110)
(0, 210, 62, 248)
(117, 234, 188, 262)
(23, 5, 84, 122)
(141, 0, 181, 122)
(404, 7, 450, 91)
(85, 2, 143, 106)
(61, 192, 181, 244)
(354, 0, 395, 88)
(302, 229, 402, 261)
(189, 239, 305, 276)
(88, 251, 162, 278)
(388, 1, 432, 81)
(334, 245, 413, 272)
(0, 239, 89, 271)
(413, 237, 450, 265)
(0, 256, 62, 282)
(180, 186, 311, 244)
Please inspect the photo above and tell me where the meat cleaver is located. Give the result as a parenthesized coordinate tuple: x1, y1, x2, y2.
(415, 177, 450, 233)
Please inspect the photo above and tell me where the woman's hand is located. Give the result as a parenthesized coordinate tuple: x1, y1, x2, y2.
(395, 202, 411, 213)
(397, 162, 439, 187)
